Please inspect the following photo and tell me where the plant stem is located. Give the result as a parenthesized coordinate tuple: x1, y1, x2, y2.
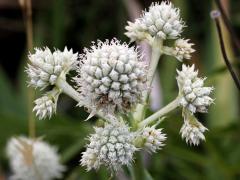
(20, 0, 35, 138)
(130, 152, 145, 180)
(56, 77, 106, 120)
(211, 10, 240, 90)
(214, 0, 240, 54)
(56, 77, 81, 102)
(139, 97, 180, 128)
(133, 38, 163, 122)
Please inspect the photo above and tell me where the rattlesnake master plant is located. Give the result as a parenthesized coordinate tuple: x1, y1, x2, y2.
(7, 0, 215, 178)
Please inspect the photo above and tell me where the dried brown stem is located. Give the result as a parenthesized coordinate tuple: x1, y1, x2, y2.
(19, 0, 35, 138)
(211, 10, 240, 90)
(215, 0, 240, 56)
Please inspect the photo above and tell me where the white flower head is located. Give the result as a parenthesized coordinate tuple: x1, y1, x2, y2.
(26, 47, 78, 90)
(33, 88, 61, 120)
(173, 39, 195, 61)
(180, 109, 208, 146)
(125, 1, 184, 42)
(125, 20, 151, 42)
(141, 126, 166, 153)
(75, 39, 147, 117)
(177, 64, 214, 113)
(6, 136, 65, 180)
(80, 121, 137, 172)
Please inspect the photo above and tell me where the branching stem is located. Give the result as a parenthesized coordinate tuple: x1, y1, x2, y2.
(139, 97, 180, 128)
(56, 77, 106, 120)
(133, 38, 163, 122)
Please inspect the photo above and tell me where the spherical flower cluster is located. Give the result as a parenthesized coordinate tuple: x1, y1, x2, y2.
(125, 1, 184, 42)
(75, 39, 147, 116)
(80, 122, 137, 171)
(180, 110, 208, 146)
(33, 88, 61, 120)
(177, 64, 214, 113)
(6, 136, 65, 180)
(26, 47, 78, 90)
(141, 126, 166, 153)
(173, 39, 195, 61)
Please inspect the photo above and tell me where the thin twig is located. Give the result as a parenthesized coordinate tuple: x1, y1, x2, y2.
(211, 10, 240, 90)
(214, 0, 240, 56)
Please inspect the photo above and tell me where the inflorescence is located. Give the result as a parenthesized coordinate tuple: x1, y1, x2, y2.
(7, 1, 215, 178)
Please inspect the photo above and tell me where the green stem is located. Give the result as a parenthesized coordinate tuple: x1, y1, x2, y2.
(139, 97, 180, 128)
(56, 77, 81, 102)
(21, 0, 35, 138)
(56, 77, 106, 120)
(131, 152, 145, 180)
(133, 38, 163, 122)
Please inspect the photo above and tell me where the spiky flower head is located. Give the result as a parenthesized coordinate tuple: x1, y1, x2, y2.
(33, 88, 61, 120)
(75, 39, 147, 117)
(6, 136, 65, 180)
(180, 109, 208, 146)
(173, 39, 195, 61)
(177, 64, 214, 113)
(125, 1, 184, 42)
(80, 121, 137, 172)
(141, 126, 166, 153)
(26, 47, 78, 90)
(125, 20, 151, 42)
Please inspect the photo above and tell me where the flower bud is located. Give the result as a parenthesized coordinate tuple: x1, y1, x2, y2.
(177, 64, 214, 113)
(33, 88, 61, 120)
(141, 126, 166, 153)
(125, 20, 149, 42)
(180, 109, 208, 146)
(26, 47, 78, 90)
(173, 39, 195, 61)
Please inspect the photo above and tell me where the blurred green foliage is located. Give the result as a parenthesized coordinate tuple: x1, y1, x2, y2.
(0, 0, 240, 179)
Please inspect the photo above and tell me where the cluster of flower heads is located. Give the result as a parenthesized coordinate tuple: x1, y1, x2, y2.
(176, 64, 214, 145)
(75, 39, 147, 117)
(80, 118, 167, 171)
(125, 1, 213, 146)
(26, 47, 78, 119)
(6, 136, 65, 180)
(17, 0, 215, 176)
(125, 1, 195, 62)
